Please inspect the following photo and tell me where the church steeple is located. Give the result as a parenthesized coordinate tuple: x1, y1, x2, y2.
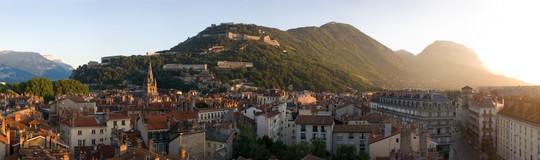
(145, 61, 158, 98)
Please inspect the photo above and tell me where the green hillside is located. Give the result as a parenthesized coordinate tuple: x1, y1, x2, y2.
(71, 22, 528, 92)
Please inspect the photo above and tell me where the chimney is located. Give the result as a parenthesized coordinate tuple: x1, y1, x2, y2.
(400, 127, 412, 155)
(384, 123, 392, 138)
(136, 138, 142, 147)
(149, 139, 155, 152)
(419, 129, 428, 158)
(71, 114, 76, 127)
(106, 108, 110, 120)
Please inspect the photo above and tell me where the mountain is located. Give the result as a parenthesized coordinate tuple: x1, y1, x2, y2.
(0, 64, 35, 83)
(394, 49, 415, 65)
(71, 22, 527, 91)
(402, 41, 527, 88)
(0, 51, 73, 82)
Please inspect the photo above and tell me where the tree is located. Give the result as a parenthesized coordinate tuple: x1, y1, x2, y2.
(281, 141, 313, 160)
(25, 77, 54, 100)
(234, 125, 270, 160)
(333, 145, 358, 160)
(358, 150, 370, 160)
(53, 79, 89, 95)
(311, 137, 327, 158)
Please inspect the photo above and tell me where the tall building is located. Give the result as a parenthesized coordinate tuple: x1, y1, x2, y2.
(497, 97, 540, 160)
(467, 95, 501, 149)
(145, 62, 159, 102)
(456, 86, 473, 130)
(369, 90, 455, 159)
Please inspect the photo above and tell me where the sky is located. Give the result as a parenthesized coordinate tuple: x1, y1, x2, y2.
(1, 0, 539, 84)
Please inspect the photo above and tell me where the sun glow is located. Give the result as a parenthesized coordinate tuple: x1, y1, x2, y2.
(471, 0, 540, 85)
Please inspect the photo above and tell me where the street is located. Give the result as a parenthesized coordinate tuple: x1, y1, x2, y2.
(453, 133, 481, 160)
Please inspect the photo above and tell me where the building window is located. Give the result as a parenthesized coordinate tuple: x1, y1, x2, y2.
(159, 143, 164, 152)
(100, 129, 104, 134)
(78, 140, 83, 146)
(313, 126, 318, 132)
(92, 129, 96, 135)
(78, 130, 82, 135)
(92, 139, 96, 145)
(337, 135, 343, 144)
(348, 133, 354, 139)
(322, 134, 326, 140)
(122, 120, 126, 126)
(396, 138, 400, 143)
(301, 125, 306, 132)
(113, 121, 117, 126)
(301, 133, 306, 140)
(321, 126, 326, 132)
(100, 138, 103, 142)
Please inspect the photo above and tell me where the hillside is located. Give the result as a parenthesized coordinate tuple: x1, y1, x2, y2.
(402, 41, 527, 88)
(71, 22, 527, 91)
(0, 51, 73, 82)
(0, 64, 35, 83)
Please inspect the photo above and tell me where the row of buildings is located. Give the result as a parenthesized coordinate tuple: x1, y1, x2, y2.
(0, 62, 447, 160)
(455, 85, 540, 159)
(369, 90, 455, 159)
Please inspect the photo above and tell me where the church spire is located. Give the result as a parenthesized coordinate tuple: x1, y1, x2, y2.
(148, 61, 154, 82)
(145, 61, 158, 98)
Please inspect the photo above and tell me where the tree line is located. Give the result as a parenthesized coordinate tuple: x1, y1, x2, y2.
(0, 78, 88, 102)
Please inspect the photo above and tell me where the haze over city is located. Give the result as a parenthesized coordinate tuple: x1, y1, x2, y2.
(1, 0, 539, 84)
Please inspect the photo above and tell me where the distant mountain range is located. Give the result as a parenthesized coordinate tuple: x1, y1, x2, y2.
(0, 51, 73, 83)
(70, 22, 527, 91)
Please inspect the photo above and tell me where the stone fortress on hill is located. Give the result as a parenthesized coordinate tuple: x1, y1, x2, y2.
(201, 22, 280, 46)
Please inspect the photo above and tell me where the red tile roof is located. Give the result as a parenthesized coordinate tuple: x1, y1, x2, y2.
(61, 117, 106, 127)
(368, 127, 401, 144)
(0, 134, 7, 143)
(295, 115, 334, 125)
(302, 154, 323, 160)
(171, 111, 198, 120)
(255, 111, 280, 118)
(67, 95, 86, 103)
(108, 113, 130, 120)
(143, 115, 173, 131)
(234, 112, 255, 125)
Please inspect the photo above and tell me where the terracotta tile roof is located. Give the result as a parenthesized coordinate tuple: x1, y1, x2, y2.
(85, 144, 116, 160)
(234, 112, 255, 124)
(67, 95, 86, 103)
(0, 134, 7, 143)
(29, 119, 43, 125)
(368, 127, 401, 144)
(171, 111, 198, 120)
(302, 154, 323, 160)
(255, 111, 280, 118)
(148, 102, 176, 110)
(237, 156, 253, 160)
(333, 124, 379, 133)
(61, 117, 106, 127)
(295, 115, 334, 125)
(143, 115, 173, 131)
(108, 113, 130, 120)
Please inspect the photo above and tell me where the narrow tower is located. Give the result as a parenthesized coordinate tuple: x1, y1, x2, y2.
(145, 61, 158, 98)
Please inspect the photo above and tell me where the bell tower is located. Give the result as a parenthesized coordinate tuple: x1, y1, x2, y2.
(145, 61, 158, 98)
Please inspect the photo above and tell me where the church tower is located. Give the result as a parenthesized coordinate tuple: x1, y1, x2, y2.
(145, 61, 158, 98)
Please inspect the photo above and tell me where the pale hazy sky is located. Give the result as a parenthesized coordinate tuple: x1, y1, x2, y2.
(1, 0, 539, 84)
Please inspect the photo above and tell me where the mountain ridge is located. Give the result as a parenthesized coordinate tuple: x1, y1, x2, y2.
(0, 50, 73, 82)
(71, 22, 528, 91)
